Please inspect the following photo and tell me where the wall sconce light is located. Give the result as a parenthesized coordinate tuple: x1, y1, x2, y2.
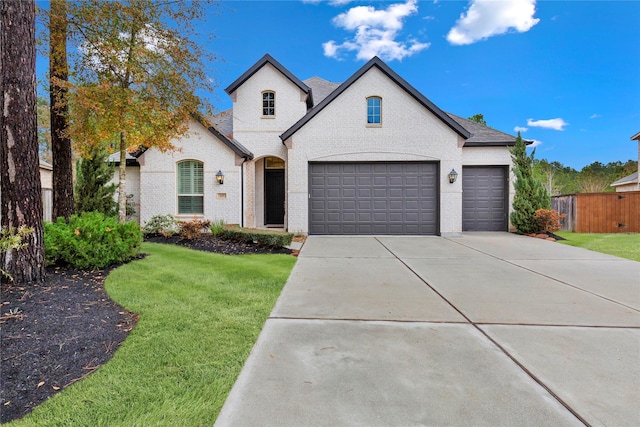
(448, 169, 458, 184)
(216, 170, 224, 185)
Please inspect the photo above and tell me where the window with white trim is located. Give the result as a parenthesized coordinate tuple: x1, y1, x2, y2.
(262, 91, 275, 116)
(367, 96, 381, 125)
(177, 160, 204, 214)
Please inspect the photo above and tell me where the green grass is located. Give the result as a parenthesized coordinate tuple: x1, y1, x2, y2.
(556, 232, 640, 262)
(9, 243, 296, 426)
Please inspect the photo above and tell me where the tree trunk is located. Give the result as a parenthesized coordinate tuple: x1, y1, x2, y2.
(50, 0, 74, 221)
(117, 131, 127, 222)
(0, 0, 46, 283)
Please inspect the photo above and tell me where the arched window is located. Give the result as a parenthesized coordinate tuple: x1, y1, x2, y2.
(262, 91, 275, 116)
(367, 96, 381, 124)
(177, 160, 204, 214)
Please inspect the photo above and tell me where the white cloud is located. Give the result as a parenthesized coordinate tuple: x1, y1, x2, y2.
(514, 126, 528, 133)
(323, 0, 430, 61)
(527, 118, 568, 131)
(527, 139, 542, 148)
(446, 0, 540, 45)
(589, 113, 601, 119)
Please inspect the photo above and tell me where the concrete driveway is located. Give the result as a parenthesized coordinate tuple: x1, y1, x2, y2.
(215, 233, 640, 426)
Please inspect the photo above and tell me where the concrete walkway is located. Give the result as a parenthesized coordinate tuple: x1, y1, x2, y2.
(215, 233, 640, 426)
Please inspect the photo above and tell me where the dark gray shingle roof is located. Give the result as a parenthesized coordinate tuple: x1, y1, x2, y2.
(446, 113, 517, 146)
(304, 76, 341, 105)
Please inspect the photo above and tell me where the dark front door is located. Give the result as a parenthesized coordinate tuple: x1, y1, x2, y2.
(265, 169, 285, 225)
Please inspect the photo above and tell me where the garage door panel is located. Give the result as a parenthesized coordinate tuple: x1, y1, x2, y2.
(462, 166, 507, 232)
(309, 162, 438, 235)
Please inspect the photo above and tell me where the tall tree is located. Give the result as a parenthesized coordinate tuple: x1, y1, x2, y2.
(0, 0, 46, 283)
(66, 0, 215, 221)
(468, 113, 487, 127)
(510, 133, 550, 234)
(50, 0, 75, 221)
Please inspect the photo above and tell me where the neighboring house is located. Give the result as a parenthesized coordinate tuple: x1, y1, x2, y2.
(0, 160, 53, 222)
(611, 131, 640, 192)
(113, 54, 519, 235)
(39, 160, 53, 222)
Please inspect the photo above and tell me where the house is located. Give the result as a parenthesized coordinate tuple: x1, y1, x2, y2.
(114, 54, 519, 235)
(611, 131, 640, 192)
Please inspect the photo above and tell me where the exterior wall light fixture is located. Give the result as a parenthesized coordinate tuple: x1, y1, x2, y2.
(448, 169, 458, 184)
(216, 170, 224, 185)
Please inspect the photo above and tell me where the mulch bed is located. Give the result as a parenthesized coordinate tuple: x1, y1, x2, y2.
(0, 236, 294, 423)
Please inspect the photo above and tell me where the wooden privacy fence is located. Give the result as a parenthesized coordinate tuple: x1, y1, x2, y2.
(552, 192, 640, 233)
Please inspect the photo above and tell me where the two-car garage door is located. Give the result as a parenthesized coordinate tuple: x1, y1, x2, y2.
(309, 162, 438, 235)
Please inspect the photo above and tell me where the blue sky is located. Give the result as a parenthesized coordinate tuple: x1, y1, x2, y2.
(194, 0, 639, 170)
(36, 0, 639, 170)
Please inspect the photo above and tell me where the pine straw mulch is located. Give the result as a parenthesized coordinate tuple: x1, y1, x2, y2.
(0, 236, 297, 423)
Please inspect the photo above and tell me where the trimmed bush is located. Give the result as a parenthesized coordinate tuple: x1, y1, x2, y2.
(142, 214, 179, 237)
(178, 219, 211, 240)
(535, 209, 566, 233)
(220, 227, 293, 248)
(45, 212, 142, 269)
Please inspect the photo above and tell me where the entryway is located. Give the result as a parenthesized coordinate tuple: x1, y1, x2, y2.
(264, 157, 285, 226)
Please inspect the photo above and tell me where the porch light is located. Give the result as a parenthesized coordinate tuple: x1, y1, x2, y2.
(216, 170, 224, 185)
(448, 169, 458, 184)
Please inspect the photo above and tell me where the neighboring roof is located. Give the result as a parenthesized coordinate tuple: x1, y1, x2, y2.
(611, 171, 638, 187)
(281, 56, 470, 143)
(446, 113, 517, 146)
(631, 131, 640, 141)
(225, 54, 313, 109)
(303, 76, 340, 105)
(39, 160, 53, 170)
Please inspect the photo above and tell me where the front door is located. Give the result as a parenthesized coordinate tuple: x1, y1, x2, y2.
(265, 169, 285, 225)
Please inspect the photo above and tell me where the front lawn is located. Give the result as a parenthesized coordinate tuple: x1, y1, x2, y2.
(556, 232, 640, 262)
(8, 242, 296, 426)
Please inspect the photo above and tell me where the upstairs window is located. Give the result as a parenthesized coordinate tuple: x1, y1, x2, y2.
(262, 91, 275, 116)
(177, 160, 204, 214)
(367, 96, 381, 124)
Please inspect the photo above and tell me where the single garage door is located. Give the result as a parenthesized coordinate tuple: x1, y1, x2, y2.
(309, 162, 438, 235)
(462, 166, 508, 231)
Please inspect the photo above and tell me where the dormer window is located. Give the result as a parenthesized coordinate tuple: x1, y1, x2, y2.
(367, 96, 381, 125)
(262, 91, 275, 116)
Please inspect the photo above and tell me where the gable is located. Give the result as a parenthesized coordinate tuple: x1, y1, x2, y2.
(281, 56, 470, 143)
(225, 54, 312, 109)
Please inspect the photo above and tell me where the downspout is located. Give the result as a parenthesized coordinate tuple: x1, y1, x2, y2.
(240, 158, 246, 228)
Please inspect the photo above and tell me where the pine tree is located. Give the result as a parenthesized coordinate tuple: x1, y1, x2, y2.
(1, 0, 46, 283)
(510, 133, 550, 234)
(74, 146, 117, 216)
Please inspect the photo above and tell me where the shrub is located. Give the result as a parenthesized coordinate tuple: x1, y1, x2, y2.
(178, 219, 211, 240)
(142, 214, 179, 237)
(535, 209, 566, 233)
(45, 212, 142, 269)
(210, 219, 225, 236)
(219, 227, 293, 248)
